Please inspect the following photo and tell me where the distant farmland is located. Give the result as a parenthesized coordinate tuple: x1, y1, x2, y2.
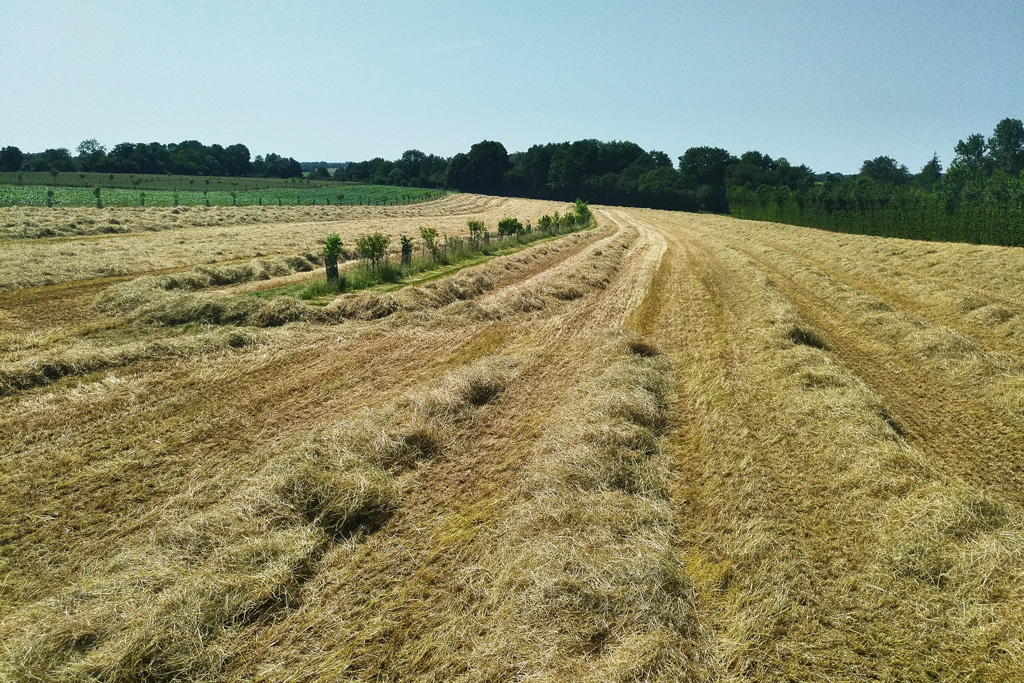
(4, 195, 1024, 680)
(0, 181, 447, 208)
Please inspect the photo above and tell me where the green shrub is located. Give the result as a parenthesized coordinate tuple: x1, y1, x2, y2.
(497, 217, 523, 236)
(400, 234, 413, 266)
(420, 226, 440, 258)
(575, 198, 592, 225)
(356, 232, 391, 271)
(467, 219, 486, 243)
(323, 233, 343, 281)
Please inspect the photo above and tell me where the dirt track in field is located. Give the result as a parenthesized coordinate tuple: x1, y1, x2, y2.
(3, 199, 1024, 681)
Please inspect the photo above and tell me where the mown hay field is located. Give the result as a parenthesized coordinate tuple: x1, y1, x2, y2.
(3, 195, 1024, 681)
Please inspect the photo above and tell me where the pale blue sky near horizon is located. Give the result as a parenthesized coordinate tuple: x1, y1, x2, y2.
(1, 0, 1022, 174)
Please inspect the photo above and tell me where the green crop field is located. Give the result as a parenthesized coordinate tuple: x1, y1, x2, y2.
(0, 170, 343, 192)
(0, 184, 448, 208)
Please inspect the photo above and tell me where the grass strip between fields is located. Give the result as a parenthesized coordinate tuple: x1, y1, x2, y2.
(252, 222, 596, 305)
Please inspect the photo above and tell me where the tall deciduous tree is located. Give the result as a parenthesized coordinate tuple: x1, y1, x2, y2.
(860, 156, 910, 185)
(0, 145, 23, 171)
(951, 133, 992, 174)
(678, 146, 734, 188)
(990, 118, 1024, 176)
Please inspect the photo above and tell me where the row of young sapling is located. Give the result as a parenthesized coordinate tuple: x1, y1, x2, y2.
(35, 186, 441, 208)
(309, 200, 593, 298)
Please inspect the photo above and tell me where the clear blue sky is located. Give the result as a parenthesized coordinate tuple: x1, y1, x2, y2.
(2, 0, 1022, 174)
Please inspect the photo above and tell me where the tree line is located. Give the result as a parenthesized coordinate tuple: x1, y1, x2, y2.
(332, 139, 815, 214)
(728, 118, 1024, 246)
(332, 120, 1022, 246)
(0, 140, 303, 179)
(6, 120, 1022, 246)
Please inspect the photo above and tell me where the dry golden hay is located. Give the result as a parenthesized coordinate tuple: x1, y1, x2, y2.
(7, 200, 1024, 681)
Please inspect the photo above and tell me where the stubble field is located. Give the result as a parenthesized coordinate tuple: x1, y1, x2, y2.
(2, 195, 1024, 681)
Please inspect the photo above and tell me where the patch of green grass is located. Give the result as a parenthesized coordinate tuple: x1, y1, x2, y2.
(259, 222, 595, 305)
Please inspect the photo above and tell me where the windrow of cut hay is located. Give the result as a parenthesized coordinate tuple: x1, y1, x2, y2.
(660, 228, 1024, 679)
(96, 221, 616, 328)
(427, 332, 698, 681)
(0, 220, 623, 400)
(0, 194, 496, 240)
(0, 195, 573, 291)
(0, 328, 265, 396)
(0, 355, 520, 682)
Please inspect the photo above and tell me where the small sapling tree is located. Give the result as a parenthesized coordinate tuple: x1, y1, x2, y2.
(324, 233, 343, 282)
(93, 186, 102, 208)
(467, 219, 485, 244)
(497, 217, 523, 237)
(49, 169, 59, 186)
(46, 189, 54, 207)
(420, 226, 440, 259)
(230, 190, 237, 206)
(400, 234, 413, 266)
(139, 191, 146, 207)
(172, 190, 179, 207)
(538, 214, 553, 232)
(356, 232, 390, 271)
(574, 199, 592, 225)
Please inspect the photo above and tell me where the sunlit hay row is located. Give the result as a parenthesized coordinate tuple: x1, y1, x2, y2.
(98, 221, 617, 328)
(0, 512, 329, 683)
(0, 194, 495, 240)
(720, 234, 1024, 423)
(743, 216, 1024, 302)
(153, 252, 324, 292)
(0, 356, 520, 682)
(0, 196, 573, 291)
(705, 215, 1024, 346)
(445, 333, 697, 681)
(672, 237, 1024, 679)
(0, 328, 265, 397)
(464, 223, 637, 322)
(97, 251, 325, 313)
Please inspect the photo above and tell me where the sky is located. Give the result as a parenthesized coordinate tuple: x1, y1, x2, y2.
(1, 0, 1022, 174)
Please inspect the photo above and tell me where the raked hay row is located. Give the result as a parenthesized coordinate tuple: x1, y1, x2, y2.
(3, 193, 1024, 682)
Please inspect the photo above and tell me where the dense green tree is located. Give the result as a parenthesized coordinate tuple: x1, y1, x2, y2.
(308, 164, 331, 180)
(990, 118, 1024, 176)
(223, 143, 252, 177)
(951, 133, 992, 174)
(913, 153, 943, 190)
(455, 140, 511, 194)
(75, 139, 106, 171)
(648, 150, 673, 168)
(860, 156, 910, 185)
(0, 145, 23, 171)
(678, 146, 734, 188)
(28, 148, 75, 172)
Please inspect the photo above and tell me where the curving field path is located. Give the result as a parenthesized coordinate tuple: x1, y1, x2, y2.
(2, 200, 1024, 681)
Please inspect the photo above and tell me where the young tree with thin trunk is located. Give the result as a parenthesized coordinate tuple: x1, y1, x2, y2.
(324, 233, 343, 282)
